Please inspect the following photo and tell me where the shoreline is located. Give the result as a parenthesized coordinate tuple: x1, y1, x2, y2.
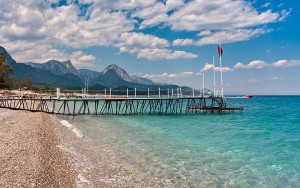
(0, 108, 163, 187)
(0, 108, 77, 187)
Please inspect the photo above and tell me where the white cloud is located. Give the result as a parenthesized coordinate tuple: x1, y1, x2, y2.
(1, 40, 96, 68)
(143, 71, 194, 81)
(78, 0, 93, 4)
(271, 76, 283, 80)
(131, 0, 287, 33)
(139, 14, 169, 29)
(172, 39, 194, 46)
(0, 1, 136, 67)
(201, 63, 234, 73)
(117, 32, 198, 60)
(167, 0, 282, 31)
(0, 0, 291, 65)
(70, 51, 96, 68)
(234, 60, 269, 69)
(197, 30, 212, 37)
(196, 29, 270, 46)
(90, 0, 156, 11)
(133, 2, 165, 19)
(271, 60, 300, 68)
(166, 0, 185, 10)
(137, 48, 198, 60)
(278, 9, 291, 21)
(248, 79, 260, 83)
(173, 29, 271, 46)
(1, 41, 67, 63)
(46, 6, 135, 48)
(118, 32, 169, 50)
(234, 59, 300, 70)
(262, 2, 271, 8)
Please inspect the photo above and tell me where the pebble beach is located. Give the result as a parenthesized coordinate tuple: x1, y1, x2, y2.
(0, 108, 157, 188)
(0, 108, 77, 187)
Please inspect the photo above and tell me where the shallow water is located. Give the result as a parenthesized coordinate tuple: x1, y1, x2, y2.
(67, 96, 300, 187)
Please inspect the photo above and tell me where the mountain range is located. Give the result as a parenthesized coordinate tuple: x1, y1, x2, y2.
(0, 46, 197, 93)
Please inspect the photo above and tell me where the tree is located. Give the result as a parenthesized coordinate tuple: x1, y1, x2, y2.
(0, 55, 13, 88)
(15, 77, 32, 89)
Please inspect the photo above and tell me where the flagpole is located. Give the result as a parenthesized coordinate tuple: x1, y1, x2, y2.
(202, 73, 205, 97)
(213, 55, 216, 97)
(219, 55, 224, 98)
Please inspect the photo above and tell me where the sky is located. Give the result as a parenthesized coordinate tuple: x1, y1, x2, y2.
(0, 0, 300, 95)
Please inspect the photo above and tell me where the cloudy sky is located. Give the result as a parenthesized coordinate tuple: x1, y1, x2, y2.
(1, 0, 299, 95)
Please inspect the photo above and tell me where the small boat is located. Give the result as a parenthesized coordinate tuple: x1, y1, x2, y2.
(244, 94, 253, 98)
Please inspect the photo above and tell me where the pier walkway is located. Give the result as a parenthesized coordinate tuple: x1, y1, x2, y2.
(0, 96, 243, 115)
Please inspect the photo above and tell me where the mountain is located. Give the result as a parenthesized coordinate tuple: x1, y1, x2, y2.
(0, 46, 83, 88)
(102, 64, 135, 82)
(1, 46, 200, 93)
(0, 46, 17, 66)
(130, 75, 157, 85)
(90, 64, 164, 89)
(25, 60, 160, 88)
(26, 60, 79, 76)
(78, 69, 101, 79)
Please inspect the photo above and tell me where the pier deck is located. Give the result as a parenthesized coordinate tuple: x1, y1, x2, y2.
(0, 96, 243, 115)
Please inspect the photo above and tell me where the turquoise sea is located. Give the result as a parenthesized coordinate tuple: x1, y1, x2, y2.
(68, 96, 300, 187)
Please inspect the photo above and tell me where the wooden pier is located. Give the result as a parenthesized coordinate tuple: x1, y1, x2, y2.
(0, 96, 243, 115)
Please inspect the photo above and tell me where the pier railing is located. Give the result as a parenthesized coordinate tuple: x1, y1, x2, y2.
(0, 96, 242, 115)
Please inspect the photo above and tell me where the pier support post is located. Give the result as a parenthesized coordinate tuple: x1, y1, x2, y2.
(148, 88, 150, 98)
(110, 88, 112, 98)
(105, 88, 107, 98)
(127, 88, 129, 98)
(135, 88, 136, 98)
(159, 88, 161, 98)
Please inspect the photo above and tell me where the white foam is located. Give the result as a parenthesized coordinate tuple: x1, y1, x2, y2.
(61, 120, 74, 128)
(60, 120, 84, 138)
(58, 145, 93, 188)
(72, 128, 84, 138)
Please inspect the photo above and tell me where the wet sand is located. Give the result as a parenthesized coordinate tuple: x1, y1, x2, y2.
(0, 108, 77, 187)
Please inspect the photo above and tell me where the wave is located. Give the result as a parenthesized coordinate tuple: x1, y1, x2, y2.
(60, 120, 84, 138)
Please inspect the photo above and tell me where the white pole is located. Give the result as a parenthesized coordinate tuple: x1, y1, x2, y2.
(159, 88, 161, 98)
(180, 86, 182, 98)
(105, 88, 107, 98)
(202, 73, 205, 97)
(172, 88, 173, 97)
(109, 88, 111, 98)
(84, 80, 86, 97)
(86, 77, 89, 97)
(213, 55, 216, 97)
(57, 88, 60, 99)
(192, 88, 194, 97)
(127, 88, 128, 98)
(220, 56, 224, 98)
(148, 88, 150, 98)
(135, 88, 136, 98)
(177, 88, 179, 98)
(168, 88, 170, 97)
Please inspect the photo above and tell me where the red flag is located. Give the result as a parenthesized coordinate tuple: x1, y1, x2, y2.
(218, 44, 223, 57)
